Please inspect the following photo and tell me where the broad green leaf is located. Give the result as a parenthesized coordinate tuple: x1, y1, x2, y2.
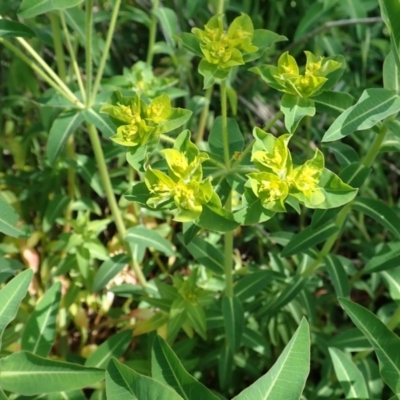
(82, 109, 114, 138)
(364, 242, 400, 273)
(0, 197, 27, 238)
(242, 327, 270, 357)
(153, 7, 178, 48)
(232, 318, 310, 400)
(328, 328, 371, 352)
(106, 358, 183, 400)
(209, 116, 244, 160)
(384, 51, 400, 93)
(379, 0, 400, 69)
(218, 344, 234, 390)
(0, 269, 33, 349)
(339, 298, 400, 393)
(125, 225, 174, 257)
(339, 162, 370, 188)
(281, 221, 339, 257)
(47, 110, 84, 165)
(327, 142, 359, 167)
(157, 108, 192, 134)
(0, 351, 104, 395)
(92, 254, 130, 292)
(85, 330, 132, 369)
(196, 204, 239, 232)
(244, 30, 287, 63)
(177, 234, 224, 275)
(281, 94, 316, 133)
(234, 271, 274, 301)
(329, 347, 369, 398)
(198, 59, 230, 89)
(18, 0, 84, 18)
(21, 282, 61, 357)
(176, 33, 202, 57)
(381, 269, 400, 301)
(352, 197, 400, 240)
(322, 89, 400, 142)
(0, 257, 24, 284)
(313, 91, 355, 116)
(185, 302, 207, 340)
(324, 254, 350, 298)
(151, 336, 219, 400)
(42, 194, 70, 232)
(0, 20, 35, 38)
(222, 295, 244, 353)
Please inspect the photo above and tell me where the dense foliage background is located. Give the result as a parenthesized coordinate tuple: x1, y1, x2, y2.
(1, 0, 400, 399)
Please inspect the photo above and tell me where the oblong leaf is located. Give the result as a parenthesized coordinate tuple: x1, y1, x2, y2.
(21, 282, 62, 357)
(47, 110, 84, 165)
(322, 89, 400, 142)
(281, 94, 316, 133)
(82, 109, 114, 138)
(92, 254, 130, 292)
(339, 298, 400, 393)
(352, 197, 400, 240)
(222, 295, 244, 353)
(234, 270, 274, 301)
(281, 221, 339, 257)
(18, 0, 84, 18)
(0, 351, 104, 395)
(0, 269, 33, 348)
(232, 318, 310, 400)
(151, 336, 219, 400)
(324, 254, 350, 298)
(0, 197, 28, 238)
(0, 20, 35, 38)
(364, 242, 400, 273)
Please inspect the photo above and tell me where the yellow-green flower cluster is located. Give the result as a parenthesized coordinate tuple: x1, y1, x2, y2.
(271, 51, 342, 98)
(192, 14, 258, 69)
(100, 93, 172, 147)
(248, 131, 325, 211)
(144, 133, 216, 222)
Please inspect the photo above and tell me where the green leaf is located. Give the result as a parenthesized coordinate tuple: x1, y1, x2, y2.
(328, 347, 370, 398)
(324, 254, 350, 298)
(222, 295, 244, 353)
(42, 194, 70, 233)
(85, 330, 132, 369)
(0, 388, 7, 400)
(365, 242, 400, 273)
(232, 318, 310, 400)
(198, 59, 230, 89)
(281, 221, 339, 257)
(218, 344, 234, 390)
(151, 336, 219, 400)
(175, 32, 202, 57)
(92, 254, 130, 292)
(0, 269, 33, 349)
(339, 162, 370, 188)
(281, 94, 316, 133)
(153, 7, 178, 48)
(0, 351, 104, 395)
(383, 51, 400, 93)
(243, 29, 287, 62)
(339, 298, 400, 393)
(185, 302, 207, 340)
(0, 197, 28, 238)
(18, 0, 84, 18)
(47, 110, 84, 165)
(209, 117, 244, 160)
(328, 328, 372, 352)
(21, 282, 61, 357)
(106, 357, 183, 400)
(0, 257, 24, 284)
(0, 19, 35, 38)
(157, 108, 192, 134)
(195, 204, 239, 232)
(177, 234, 224, 275)
(327, 142, 359, 167)
(322, 89, 400, 142)
(379, 0, 400, 69)
(82, 109, 114, 138)
(313, 91, 355, 116)
(381, 269, 400, 301)
(234, 271, 274, 301)
(352, 197, 400, 240)
(125, 225, 174, 257)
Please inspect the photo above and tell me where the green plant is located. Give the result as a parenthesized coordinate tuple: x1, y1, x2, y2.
(1, 0, 400, 399)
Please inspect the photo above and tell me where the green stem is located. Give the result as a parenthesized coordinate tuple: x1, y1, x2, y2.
(91, 0, 121, 104)
(216, 0, 225, 14)
(50, 13, 67, 81)
(86, 123, 147, 286)
(0, 38, 80, 107)
(220, 79, 233, 297)
(146, 0, 160, 66)
(59, 10, 86, 102)
(263, 110, 283, 132)
(196, 85, 213, 143)
(160, 134, 175, 144)
(85, 0, 93, 108)
(302, 124, 389, 278)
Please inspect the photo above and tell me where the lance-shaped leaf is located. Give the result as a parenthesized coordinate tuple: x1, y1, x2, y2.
(151, 336, 219, 400)
(383, 51, 400, 93)
(0, 352, 104, 395)
(324, 254, 350, 298)
(18, 0, 84, 18)
(281, 94, 316, 133)
(0, 20, 35, 38)
(232, 318, 310, 400)
(0, 197, 28, 238)
(322, 89, 400, 142)
(364, 242, 400, 274)
(0, 270, 33, 349)
(222, 295, 244, 353)
(21, 282, 61, 357)
(379, 0, 400, 69)
(339, 298, 400, 393)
